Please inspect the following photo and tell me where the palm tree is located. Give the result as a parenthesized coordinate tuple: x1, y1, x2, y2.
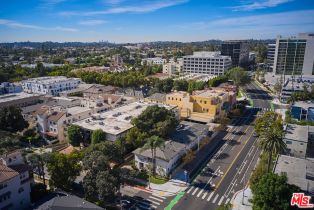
(258, 121, 286, 172)
(141, 136, 165, 176)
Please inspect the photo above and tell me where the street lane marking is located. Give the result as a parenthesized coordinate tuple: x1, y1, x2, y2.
(218, 196, 225, 205)
(146, 199, 160, 205)
(151, 194, 166, 199)
(212, 194, 219, 203)
(202, 192, 208, 199)
(192, 187, 199, 195)
(186, 186, 194, 194)
(225, 198, 230, 204)
(214, 128, 255, 191)
(224, 132, 258, 198)
(149, 196, 163, 202)
(197, 189, 203, 197)
(207, 192, 214, 201)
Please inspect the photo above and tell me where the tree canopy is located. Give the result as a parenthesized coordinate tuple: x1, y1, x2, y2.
(226, 67, 251, 87)
(251, 173, 300, 210)
(67, 125, 84, 147)
(46, 152, 81, 190)
(91, 129, 105, 145)
(0, 106, 28, 132)
(131, 105, 178, 138)
(82, 151, 120, 202)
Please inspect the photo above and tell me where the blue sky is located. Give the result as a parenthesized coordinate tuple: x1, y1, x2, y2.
(0, 0, 314, 43)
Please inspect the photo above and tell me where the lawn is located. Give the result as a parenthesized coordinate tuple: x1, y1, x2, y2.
(149, 175, 169, 184)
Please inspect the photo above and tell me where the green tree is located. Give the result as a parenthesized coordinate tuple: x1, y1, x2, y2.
(96, 170, 120, 201)
(208, 75, 228, 87)
(273, 79, 283, 100)
(82, 151, 120, 201)
(27, 153, 48, 186)
(254, 111, 280, 136)
(91, 129, 105, 145)
(131, 105, 178, 137)
(141, 136, 165, 175)
(226, 67, 251, 87)
(173, 80, 188, 91)
(46, 152, 81, 190)
(125, 127, 149, 148)
(259, 120, 285, 172)
(251, 173, 300, 210)
(0, 106, 29, 132)
(67, 125, 84, 147)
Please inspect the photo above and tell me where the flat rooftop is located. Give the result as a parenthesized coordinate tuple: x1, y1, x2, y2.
(293, 101, 314, 110)
(67, 106, 92, 116)
(184, 51, 230, 59)
(284, 124, 309, 143)
(195, 89, 227, 98)
(74, 101, 177, 135)
(0, 92, 40, 103)
(22, 76, 81, 85)
(274, 155, 314, 193)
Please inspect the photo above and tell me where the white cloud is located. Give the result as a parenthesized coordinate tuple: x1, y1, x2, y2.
(78, 20, 107, 26)
(176, 9, 314, 30)
(59, 0, 188, 16)
(0, 19, 78, 32)
(40, 0, 67, 8)
(231, 0, 293, 11)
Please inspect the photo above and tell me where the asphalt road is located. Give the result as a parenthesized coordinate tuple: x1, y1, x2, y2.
(172, 109, 261, 210)
(244, 81, 272, 110)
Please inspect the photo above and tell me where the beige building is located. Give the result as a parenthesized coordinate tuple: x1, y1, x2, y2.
(166, 89, 236, 123)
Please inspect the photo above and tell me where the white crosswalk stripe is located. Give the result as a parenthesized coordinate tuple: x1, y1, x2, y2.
(149, 196, 163, 202)
(212, 194, 219, 203)
(218, 196, 225, 205)
(225, 198, 230, 204)
(207, 192, 214, 201)
(151, 194, 166, 199)
(202, 192, 207, 199)
(187, 186, 194, 194)
(147, 198, 160, 205)
(192, 187, 199, 195)
(197, 189, 204, 197)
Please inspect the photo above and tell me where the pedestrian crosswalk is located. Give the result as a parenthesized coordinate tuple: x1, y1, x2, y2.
(132, 194, 166, 210)
(186, 186, 231, 205)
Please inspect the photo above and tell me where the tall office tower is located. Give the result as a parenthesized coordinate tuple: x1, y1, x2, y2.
(183, 51, 232, 75)
(273, 33, 314, 76)
(267, 43, 276, 71)
(221, 41, 249, 67)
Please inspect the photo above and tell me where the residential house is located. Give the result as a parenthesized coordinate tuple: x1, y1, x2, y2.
(0, 151, 33, 210)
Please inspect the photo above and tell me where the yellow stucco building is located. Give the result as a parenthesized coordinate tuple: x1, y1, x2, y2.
(166, 89, 236, 123)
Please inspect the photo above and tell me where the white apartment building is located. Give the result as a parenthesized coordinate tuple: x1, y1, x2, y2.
(141, 57, 166, 65)
(21, 76, 82, 96)
(163, 59, 183, 76)
(183, 52, 232, 75)
(273, 33, 314, 76)
(0, 151, 32, 210)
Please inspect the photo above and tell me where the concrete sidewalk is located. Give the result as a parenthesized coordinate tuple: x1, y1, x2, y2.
(148, 179, 188, 197)
(231, 187, 253, 210)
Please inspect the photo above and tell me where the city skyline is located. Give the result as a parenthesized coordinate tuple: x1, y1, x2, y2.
(1, 0, 314, 43)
